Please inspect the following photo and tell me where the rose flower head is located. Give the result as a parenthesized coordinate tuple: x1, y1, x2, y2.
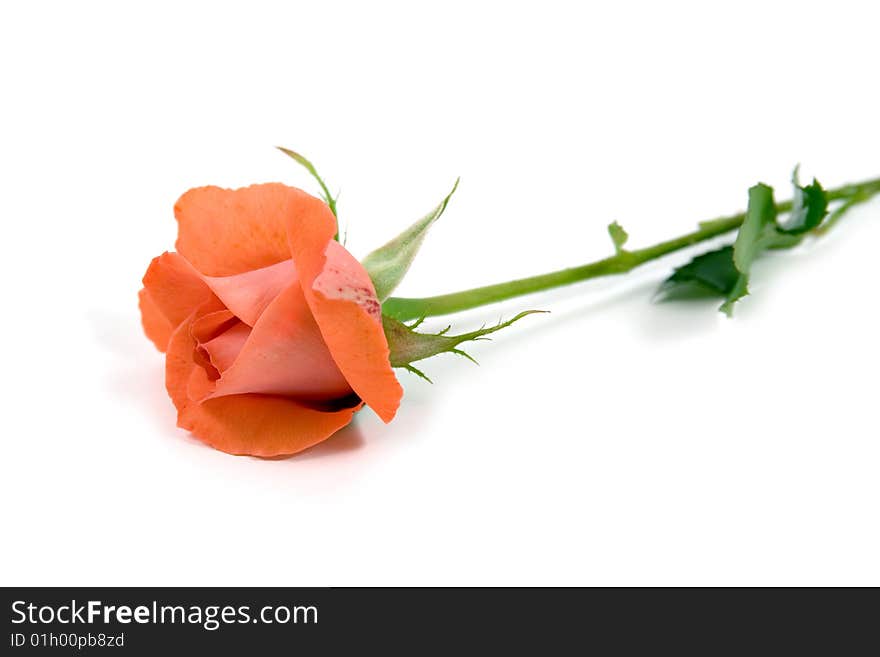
(140, 151, 542, 458)
(139, 183, 402, 457)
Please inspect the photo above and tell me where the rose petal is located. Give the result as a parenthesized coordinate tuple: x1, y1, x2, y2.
(175, 184, 312, 277)
(166, 311, 362, 457)
(200, 259, 296, 326)
(199, 320, 251, 373)
(138, 289, 174, 352)
(286, 194, 403, 423)
(194, 282, 353, 402)
(139, 252, 214, 352)
(314, 242, 383, 321)
(189, 308, 252, 388)
(190, 309, 239, 347)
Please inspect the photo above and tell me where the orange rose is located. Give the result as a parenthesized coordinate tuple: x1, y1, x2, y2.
(139, 184, 403, 457)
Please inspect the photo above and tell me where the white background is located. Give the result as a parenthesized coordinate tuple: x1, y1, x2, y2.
(2, 1, 879, 586)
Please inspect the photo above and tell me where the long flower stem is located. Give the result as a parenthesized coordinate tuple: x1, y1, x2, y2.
(382, 176, 880, 321)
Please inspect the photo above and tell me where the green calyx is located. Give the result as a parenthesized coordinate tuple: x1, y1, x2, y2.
(355, 175, 545, 380)
(382, 311, 546, 382)
(275, 151, 544, 379)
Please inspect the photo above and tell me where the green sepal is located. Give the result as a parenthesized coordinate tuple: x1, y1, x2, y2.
(382, 310, 545, 379)
(277, 146, 339, 240)
(362, 179, 459, 301)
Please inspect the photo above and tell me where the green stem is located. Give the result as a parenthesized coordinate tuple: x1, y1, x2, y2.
(383, 176, 880, 321)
